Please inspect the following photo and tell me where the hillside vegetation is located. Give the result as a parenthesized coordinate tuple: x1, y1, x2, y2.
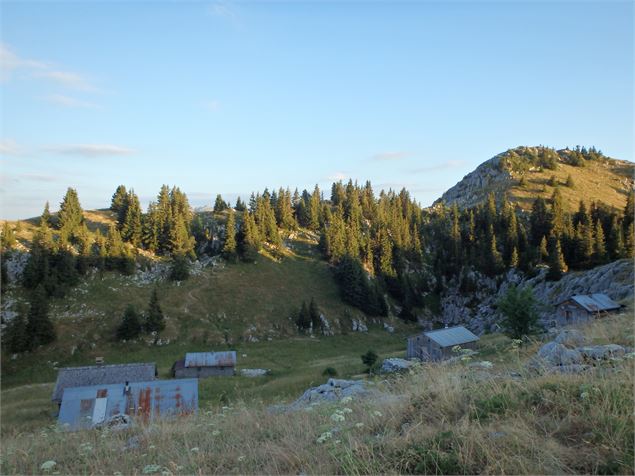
(2, 312, 633, 475)
(439, 146, 633, 211)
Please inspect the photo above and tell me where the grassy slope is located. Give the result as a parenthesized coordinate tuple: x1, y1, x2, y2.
(1, 225, 417, 433)
(510, 158, 633, 211)
(1, 312, 632, 475)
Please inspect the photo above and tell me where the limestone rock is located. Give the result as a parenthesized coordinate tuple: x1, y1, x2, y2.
(553, 329, 588, 348)
(536, 342, 583, 366)
(578, 344, 626, 361)
(380, 358, 413, 374)
(240, 368, 269, 377)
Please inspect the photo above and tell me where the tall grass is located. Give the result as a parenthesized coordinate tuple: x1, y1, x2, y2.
(2, 315, 633, 475)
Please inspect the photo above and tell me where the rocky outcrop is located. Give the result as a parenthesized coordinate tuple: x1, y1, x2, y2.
(440, 259, 633, 334)
(380, 358, 413, 374)
(240, 368, 270, 377)
(290, 379, 372, 409)
(435, 154, 513, 209)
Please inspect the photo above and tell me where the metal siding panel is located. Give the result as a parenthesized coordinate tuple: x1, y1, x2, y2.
(424, 326, 479, 348)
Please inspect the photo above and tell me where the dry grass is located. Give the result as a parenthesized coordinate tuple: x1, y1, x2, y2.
(2, 314, 633, 475)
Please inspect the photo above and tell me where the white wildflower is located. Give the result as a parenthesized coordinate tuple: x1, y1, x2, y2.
(40, 461, 56, 471)
(372, 410, 383, 417)
(340, 396, 353, 404)
(580, 392, 590, 400)
(341, 407, 353, 414)
(478, 361, 494, 369)
(190, 447, 199, 453)
(142, 464, 162, 474)
(237, 456, 246, 462)
(355, 423, 364, 429)
(212, 430, 221, 436)
(316, 431, 332, 443)
(331, 413, 345, 422)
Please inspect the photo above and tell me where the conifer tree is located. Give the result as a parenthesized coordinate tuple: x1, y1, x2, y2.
(238, 212, 260, 261)
(222, 208, 238, 260)
(565, 174, 575, 188)
(214, 194, 227, 213)
(296, 301, 310, 332)
(1, 222, 16, 250)
(41, 201, 52, 227)
(625, 222, 635, 258)
(309, 297, 321, 332)
(235, 197, 247, 212)
(116, 305, 142, 340)
(25, 286, 56, 349)
(593, 219, 607, 264)
(485, 225, 503, 276)
(309, 185, 321, 230)
(509, 246, 519, 268)
(607, 216, 624, 260)
(105, 224, 125, 257)
(111, 185, 128, 214)
(377, 230, 395, 277)
(530, 197, 551, 246)
(497, 285, 539, 339)
(550, 188, 565, 237)
(121, 190, 142, 247)
(547, 237, 567, 280)
(5, 308, 28, 353)
(145, 288, 165, 333)
(57, 187, 84, 235)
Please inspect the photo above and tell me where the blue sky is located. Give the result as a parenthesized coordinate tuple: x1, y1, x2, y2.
(1, 0, 632, 219)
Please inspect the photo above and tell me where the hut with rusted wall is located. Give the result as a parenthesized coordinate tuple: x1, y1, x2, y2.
(57, 379, 198, 430)
(172, 351, 236, 378)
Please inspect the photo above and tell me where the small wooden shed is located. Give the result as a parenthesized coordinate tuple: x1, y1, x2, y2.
(407, 326, 479, 361)
(554, 293, 621, 327)
(172, 351, 236, 378)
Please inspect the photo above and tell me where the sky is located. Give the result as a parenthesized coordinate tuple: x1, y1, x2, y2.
(1, 0, 633, 220)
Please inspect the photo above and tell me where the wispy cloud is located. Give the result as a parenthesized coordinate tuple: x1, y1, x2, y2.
(207, 1, 239, 21)
(201, 99, 221, 112)
(0, 139, 24, 157)
(45, 144, 136, 157)
(410, 160, 467, 173)
(371, 151, 410, 161)
(43, 94, 99, 109)
(1, 42, 99, 92)
(0, 43, 47, 81)
(18, 173, 63, 183)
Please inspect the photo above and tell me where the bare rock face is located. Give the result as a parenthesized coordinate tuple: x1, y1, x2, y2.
(289, 378, 372, 409)
(435, 154, 513, 209)
(380, 358, 413, 374)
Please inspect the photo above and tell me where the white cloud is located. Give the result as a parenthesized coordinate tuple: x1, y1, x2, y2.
(45, 144, 135, 157)
(43, 94, 99, 109)
(207, 1, 239, 21)
(0, 43, 47, 81)
(0, 139, 24, 156)
(371, 151, 410, 161)
(1, 42, 99, 92)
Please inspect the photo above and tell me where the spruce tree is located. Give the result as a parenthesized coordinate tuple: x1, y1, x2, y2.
(547, 237, 567, 280)
(41, 201, 52, 227)
(309, 185, 321, 230)
(116, 305, 142, 340)
(509, 246, 519, 268)
(625, 222, 635, 258)
(5, 309, 28, 353)
(296, 301, 310, 332)
(145, 288, 165, 333)
(309, 297, 321, 332)
(57, 187, 84, 234)
(1, 222, 16, 250)
(565, 174, 575, 188)
(222, 208, 238, 260)
(607, 216, 624, 260)
(121, 191, 143, 247)
(214, 194, 227, 213)
(111, 185, 128, 213)
(25, 286, 56, 349)
(593, 219, 607, 264)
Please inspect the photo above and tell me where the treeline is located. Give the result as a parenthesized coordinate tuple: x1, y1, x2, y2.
(498, 145, 609, 173)
(427, 189, 634, 283)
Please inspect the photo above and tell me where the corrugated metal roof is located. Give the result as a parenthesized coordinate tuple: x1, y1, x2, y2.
(570, 294, 621, 313)
(184, 351, 236, 368)
(52, 363, 157, 402)
(58, 379, 198, 431)
(424, 326, 479, 348)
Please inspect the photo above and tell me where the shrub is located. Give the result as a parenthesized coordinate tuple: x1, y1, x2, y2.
(322, 367, 338, 377)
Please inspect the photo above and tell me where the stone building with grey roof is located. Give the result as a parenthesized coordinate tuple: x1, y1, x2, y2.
(407, 325, 479, 361)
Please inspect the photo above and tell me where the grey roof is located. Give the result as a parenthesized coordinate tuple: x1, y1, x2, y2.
(424, 326, 479, 348)
(52, 363, 157, 402)
(58, 378, 198, 431)
(568, 294, 621, 313)
(184, 351, 236, 368)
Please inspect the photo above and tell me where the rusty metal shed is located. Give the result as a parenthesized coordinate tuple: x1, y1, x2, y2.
(52, 363, 157, 404)
(57, 379, 198, 431)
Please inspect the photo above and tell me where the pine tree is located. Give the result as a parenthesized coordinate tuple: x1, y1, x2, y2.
(214, 194, 227, 213)
(5, 308, 28, 353)
(624, 191, 634, 231)
(57, 187, 84, 234)
(25, 286, 56, 349)
(105, 224, 125, 257)
(145, 288, 165, 333)
(222, 209, 237, 260)
(530, 197, 551, 246)
(547, 237, 567, 280)
(607, 216, 624, 260)
(111, 185, 128, 214)
(509, 246, 519, 268)
(565, 174, 575, 188)
(593, 219, 607, 264)
(625, 222, 635, 258)
(377, 230, 395, 277)
(238, 212, 260, 261)
(485, 225, 503, 276)
(41, 201, 52, 227)
(550, 188, 565, 237)
(296, 301, 310, 332)
(538, 235, 548, 262)
(1, 222, 16, 250)
(235, 197, 247, 212)
(309, 185, 321, 230)
(1, 255, 8, 295)
(121, 190, 142, 247)
(116, 305, 142, 340)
